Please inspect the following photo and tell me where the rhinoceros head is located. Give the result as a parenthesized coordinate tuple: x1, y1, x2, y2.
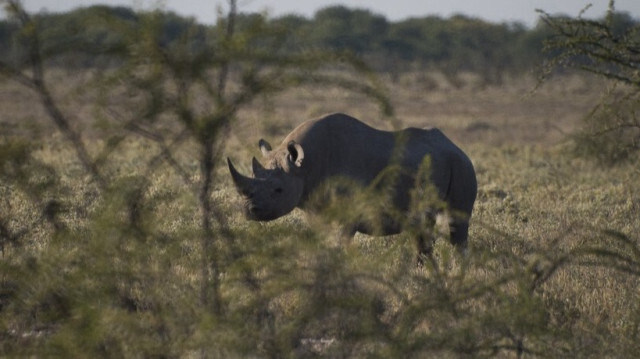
(227, 139, 305, 221)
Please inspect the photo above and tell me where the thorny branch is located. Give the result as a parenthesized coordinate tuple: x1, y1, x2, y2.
(0, 0, 106, 189)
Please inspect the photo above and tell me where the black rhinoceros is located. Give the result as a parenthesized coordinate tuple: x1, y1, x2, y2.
(228, 113, 477, 259)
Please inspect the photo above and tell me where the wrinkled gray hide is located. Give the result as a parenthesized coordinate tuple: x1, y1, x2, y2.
(228, 113, 477, 258)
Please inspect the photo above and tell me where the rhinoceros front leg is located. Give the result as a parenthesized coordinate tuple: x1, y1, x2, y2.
(415, 234, 434, 266)
(409, 211, 437, 266)
(338, 224, 359, 247)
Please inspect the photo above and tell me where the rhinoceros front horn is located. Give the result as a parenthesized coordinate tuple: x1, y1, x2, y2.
(227, 158, 254, 196)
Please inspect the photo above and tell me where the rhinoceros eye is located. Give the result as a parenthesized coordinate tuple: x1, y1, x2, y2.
(274, 187, 283, 194)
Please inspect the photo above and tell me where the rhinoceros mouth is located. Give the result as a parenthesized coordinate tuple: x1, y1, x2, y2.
(244, 204, 279, 222)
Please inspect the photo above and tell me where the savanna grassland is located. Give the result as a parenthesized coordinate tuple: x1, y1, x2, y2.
(1, 66, 640, 358)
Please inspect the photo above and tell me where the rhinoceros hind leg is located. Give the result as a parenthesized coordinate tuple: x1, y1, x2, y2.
(448, 216, 469, 255)
(414, 213, 437, 266)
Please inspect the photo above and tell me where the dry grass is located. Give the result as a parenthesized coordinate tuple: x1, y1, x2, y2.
(1, 69, 639, 357)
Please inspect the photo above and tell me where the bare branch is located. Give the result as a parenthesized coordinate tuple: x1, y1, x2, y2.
(2, 0, 106, 188)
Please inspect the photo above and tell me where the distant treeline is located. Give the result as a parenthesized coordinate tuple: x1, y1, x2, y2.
(1, 5, 638, 83)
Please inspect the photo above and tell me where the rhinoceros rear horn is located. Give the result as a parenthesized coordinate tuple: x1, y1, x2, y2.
(227, 158, 254, 195)
(252, 157, 267, 177)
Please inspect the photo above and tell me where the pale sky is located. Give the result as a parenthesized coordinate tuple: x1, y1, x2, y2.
(17, 0, 640, 28)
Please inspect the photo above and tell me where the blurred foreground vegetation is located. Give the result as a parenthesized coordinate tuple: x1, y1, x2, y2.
(1, 0, 639, 357)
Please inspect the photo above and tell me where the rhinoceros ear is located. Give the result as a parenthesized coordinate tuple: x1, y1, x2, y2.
(287, 141, 304, 168)
(258, 139, 272, 157)
(252, 157, 267, 177)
